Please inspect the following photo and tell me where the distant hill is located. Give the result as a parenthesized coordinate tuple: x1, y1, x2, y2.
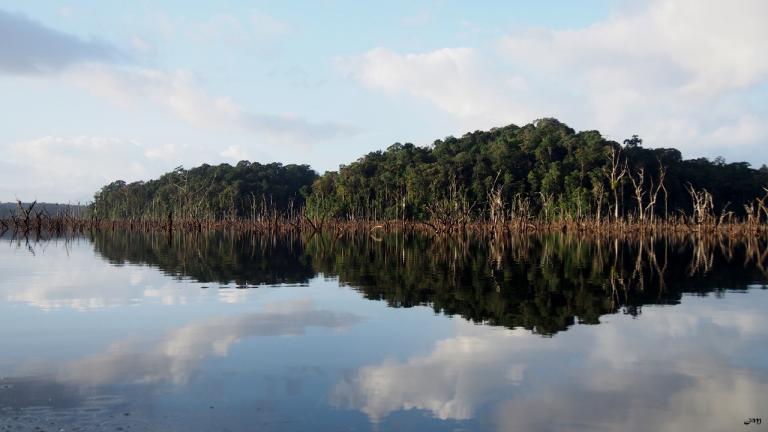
(0, 202, 87, 217)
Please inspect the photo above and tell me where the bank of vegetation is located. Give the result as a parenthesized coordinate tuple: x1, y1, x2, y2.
(3, 118, 768, 235)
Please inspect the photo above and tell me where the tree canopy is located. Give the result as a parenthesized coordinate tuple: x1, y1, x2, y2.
(92, 119, 768, 222)
(91, 162, 316, 220)
(306, 118, 768, 221)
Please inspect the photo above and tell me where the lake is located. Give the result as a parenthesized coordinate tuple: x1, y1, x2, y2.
(1, 230, 767, 431)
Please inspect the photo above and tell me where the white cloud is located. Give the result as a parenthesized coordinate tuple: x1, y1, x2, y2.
(340, 47, 537, 131)
(344, 0, 768, 163)
(499, 0, 768, 154)
(221, 144, 251, 161)
(0, 135, 167, 202)
(0, 6, 355, 189)
(68, 64, 357, 145)
(143, 142, 187, 161)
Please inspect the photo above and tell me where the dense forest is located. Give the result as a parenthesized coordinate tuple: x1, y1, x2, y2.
(91, 118, 768, 223)
(91, 162, 316, 220)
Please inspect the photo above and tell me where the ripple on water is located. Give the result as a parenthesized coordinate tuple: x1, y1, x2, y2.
(0, 393, 166, 432)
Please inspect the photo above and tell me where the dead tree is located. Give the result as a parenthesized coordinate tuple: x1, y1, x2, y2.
(592, 180, 606, 224)
(14, 200, 36, 231)
(487, 170, 505, 228)
(605, 148, 627, 222)
(656, 160, 669, 220)
(629, 166, 646, 223)
(686, 184, 715, 226)
(759, 188, 768, 224)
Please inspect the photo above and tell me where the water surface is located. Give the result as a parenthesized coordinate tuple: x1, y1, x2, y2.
(1, 231, 767, 431)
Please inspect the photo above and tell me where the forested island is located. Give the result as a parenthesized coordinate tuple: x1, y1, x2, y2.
(88, 118, 768, 228)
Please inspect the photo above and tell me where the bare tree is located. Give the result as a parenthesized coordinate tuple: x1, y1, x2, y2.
(592, 179, 606, 224)
(605, 147, 627, 221)
(686, 183, 715, 226)
(629, 166, 646, 222)
(487, 170, 505, 227)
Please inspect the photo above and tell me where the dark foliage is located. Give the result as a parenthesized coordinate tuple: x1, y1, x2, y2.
(307, 119, 768, 220)
(91, 162, 317, 220)
(91, 119, 768, 222)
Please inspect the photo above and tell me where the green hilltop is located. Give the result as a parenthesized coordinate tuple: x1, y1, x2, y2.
(91, 118, 768, 222)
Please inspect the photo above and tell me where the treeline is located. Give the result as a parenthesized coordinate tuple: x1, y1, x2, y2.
(307, 118, 768, 223)
(91, 162, 316, 220)
(91, 118, 768, 224)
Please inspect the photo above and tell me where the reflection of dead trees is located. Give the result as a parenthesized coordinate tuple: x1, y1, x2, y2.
(745, 236, 768, 278)
(608, 268, 627, 313)
(688, 234, 715, 275)
(652, 237, 668, 295)
(631, 237, 646, 292)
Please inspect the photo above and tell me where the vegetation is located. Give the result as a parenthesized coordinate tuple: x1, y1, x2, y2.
(306, 119, 768, 226)
(92, 229, 313, 286)
(4, 118, 768, 235)
(91, 162, 316, 221)
(81, 230, 768, 336)
(0, 202, 85, 217)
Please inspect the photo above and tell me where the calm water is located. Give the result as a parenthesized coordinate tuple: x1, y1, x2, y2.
(1, 231, 767, 431)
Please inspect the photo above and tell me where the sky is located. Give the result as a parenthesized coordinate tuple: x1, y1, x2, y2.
(1, 0, 767, 203)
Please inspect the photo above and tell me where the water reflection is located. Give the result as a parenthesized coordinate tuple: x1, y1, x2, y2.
(77, 230, 768, 334)
(92, 230, 314, 286)
(332, 298, 768, 430)
(0, 297, 362, 430)
(0, 231, 766, 431)
(57, 299, 361, 386)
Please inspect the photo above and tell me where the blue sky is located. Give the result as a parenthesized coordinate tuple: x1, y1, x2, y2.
(1, 0, 766, 202)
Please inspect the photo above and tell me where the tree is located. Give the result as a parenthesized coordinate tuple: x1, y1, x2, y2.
(623, 134, 643, 148)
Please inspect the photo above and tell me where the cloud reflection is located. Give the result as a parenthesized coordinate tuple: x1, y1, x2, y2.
(332, 295, 768, 430)
(0, 239, 254, 310)
(57, 299, 361, 386)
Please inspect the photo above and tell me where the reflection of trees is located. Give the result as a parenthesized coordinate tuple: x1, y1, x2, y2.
(309, 232, 768, 335)
(90, 229, 768, 336)
(91, 230, 315, 286)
